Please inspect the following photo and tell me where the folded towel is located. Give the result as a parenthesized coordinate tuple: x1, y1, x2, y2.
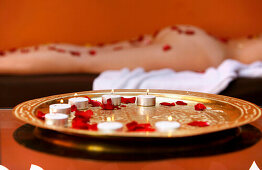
(93, 59, 262, 94)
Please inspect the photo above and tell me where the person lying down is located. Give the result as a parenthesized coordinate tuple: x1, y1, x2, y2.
(0, 25, 261, 75)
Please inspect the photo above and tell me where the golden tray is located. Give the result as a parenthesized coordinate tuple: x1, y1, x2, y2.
(13, 89, 262, 138)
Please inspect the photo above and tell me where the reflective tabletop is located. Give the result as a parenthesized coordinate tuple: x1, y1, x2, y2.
(1, 109, 262, 170)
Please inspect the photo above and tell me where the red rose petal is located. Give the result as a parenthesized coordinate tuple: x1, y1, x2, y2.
(9, 48, 17, 53)
(195, 103, 206, 111)
(126, 121, 138, 131)
(121, 97, 136, 104)
(188, 121, 209, 127)
(126, 121, 155, 132)
(176, 101, 187, 105)
(85, 96, 101, 107)
(71, 105, 77, 112)
(137, 35, 144, 42)
(86, 123, 98, 131)
(72, 117, 88, 129)
(185, 30, 195, 35)
(247, 35, 254, 39)
(113, 46, 123, 51)
(70, 51, 81, 57)
(163, 44, 171, 51)
(97, 43, 104, 47)
(171, 26, 178, 30)
(36, 111, 46, 120)
(56, 48, 65, 53)
(101, 98, 120, 110)
(21, 48, 29, 53)
(218, 37, 229, 43)
(160, 102, 175, 106)
(0, 51, 5, 56)
(195, 70, 205, 73)
(153, 30, 159, 37)
(120, 105, 127, 107)
(48, 46, 56, 51)
(72, 109, 97, 130)
(34, 46, 39, 51)
(75, 110, 93, 121)
(89, 50, 96, 56)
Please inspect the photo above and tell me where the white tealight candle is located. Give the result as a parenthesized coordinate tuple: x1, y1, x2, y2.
(68, 97, 89, 110)
(102, 95, 121, 106)
(155, 121, 181, 132)
(45, 113, 68, 127)
(137, 95, 156, 106)
(97, 122, 123, 132)
(49, 104, 71, 115)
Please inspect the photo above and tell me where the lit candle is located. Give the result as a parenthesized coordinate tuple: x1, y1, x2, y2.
(155, 121, 181, 132)
(137, 89, 156, 106)
(97, 122, 123, 132)
(49, 104, 71, 115)
(68, 97, 89, 110)
(45, 113, 68, 127)
(102, 89, 121, 106)
(106, 117, 112, 122)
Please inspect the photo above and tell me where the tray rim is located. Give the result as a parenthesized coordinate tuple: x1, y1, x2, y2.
(13, 89, 262, 138)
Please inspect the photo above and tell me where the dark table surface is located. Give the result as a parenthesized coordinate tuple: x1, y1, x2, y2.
(1, 109, 262, 170)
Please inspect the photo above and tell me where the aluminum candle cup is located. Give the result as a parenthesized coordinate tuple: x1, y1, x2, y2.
(155, 121, 181, 132)
(68, 97, 89, 110)
(137, 95, 156, 106)
(45, 113, 68, 127)
(102, 95, 121, 106)
(97, 122, 123, 132)
(49, 104, 71, 115)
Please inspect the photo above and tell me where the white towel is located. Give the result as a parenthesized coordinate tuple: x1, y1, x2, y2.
(93, 59, 262, 94)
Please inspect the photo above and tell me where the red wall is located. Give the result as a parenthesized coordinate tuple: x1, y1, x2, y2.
(1, 0, 262, 50)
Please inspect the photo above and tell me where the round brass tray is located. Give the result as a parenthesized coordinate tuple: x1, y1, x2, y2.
(13, 89, 261, 138)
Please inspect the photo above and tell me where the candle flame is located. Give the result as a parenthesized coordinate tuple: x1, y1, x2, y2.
(107, 117, 111, 122)
(60, 99, 64, 103)
(111, 89, 114, 94)
(168, 116, 172, 121)
(74, 93, 78, 96)
(112, 115, 115, 121)
(146, 89, 149, 95)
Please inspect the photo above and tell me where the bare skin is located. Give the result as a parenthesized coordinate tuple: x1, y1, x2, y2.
(0, 25, 260, 75)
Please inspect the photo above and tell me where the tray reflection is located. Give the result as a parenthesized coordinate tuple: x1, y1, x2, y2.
(13, 124, 261, 161)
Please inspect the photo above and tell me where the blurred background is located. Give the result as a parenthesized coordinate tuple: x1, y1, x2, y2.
(1, 0, 262, 49)
(0, 0, 262, 108)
